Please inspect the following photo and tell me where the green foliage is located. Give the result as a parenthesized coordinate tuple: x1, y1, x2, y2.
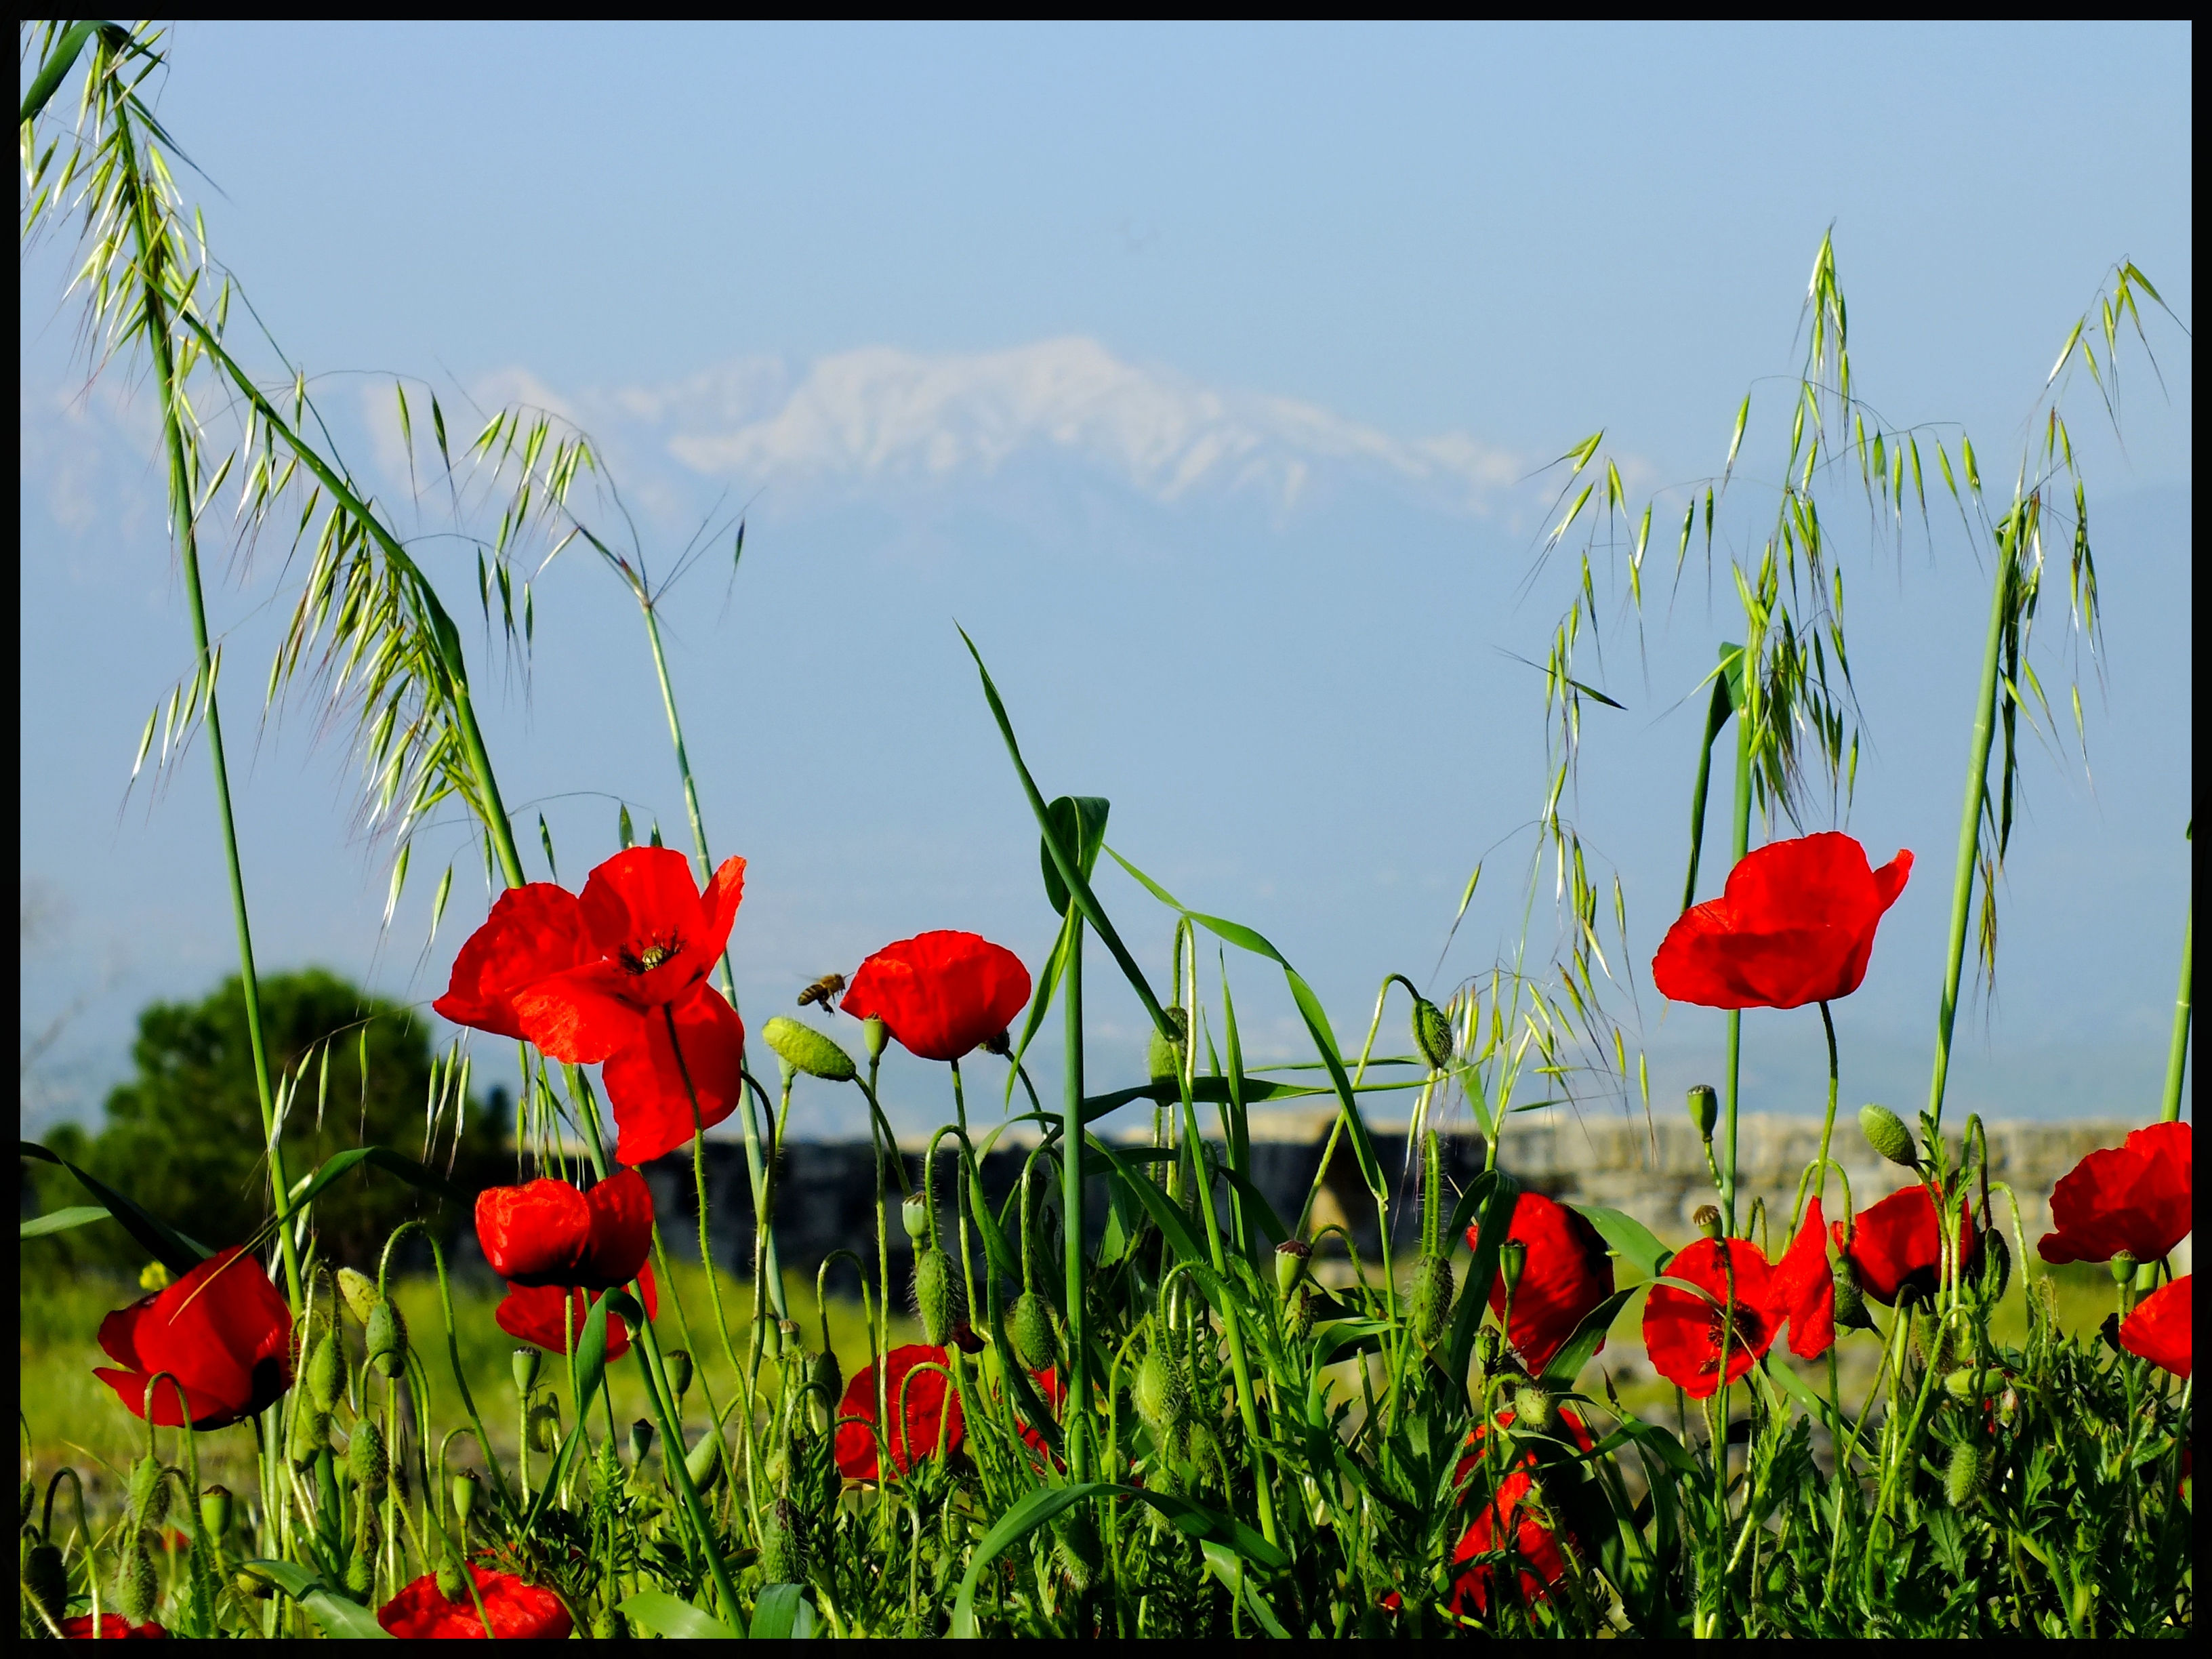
(26, 970, 504, 1272)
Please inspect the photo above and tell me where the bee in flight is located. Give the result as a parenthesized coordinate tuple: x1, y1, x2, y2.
(796, 972, 847, 1014)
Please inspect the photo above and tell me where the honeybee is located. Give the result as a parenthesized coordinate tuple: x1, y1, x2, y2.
(796, 972, 846, 1013)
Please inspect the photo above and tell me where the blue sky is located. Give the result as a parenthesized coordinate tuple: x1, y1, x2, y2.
(19, 21, 2194, 1139)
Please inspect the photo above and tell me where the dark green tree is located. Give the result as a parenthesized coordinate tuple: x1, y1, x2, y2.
(30, 969, 508, 1273)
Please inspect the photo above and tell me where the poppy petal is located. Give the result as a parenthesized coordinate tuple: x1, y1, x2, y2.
(601, 985, 747, 1166)
(2118, 1274, 2192, 1378)
(432, 884, 598, 1040)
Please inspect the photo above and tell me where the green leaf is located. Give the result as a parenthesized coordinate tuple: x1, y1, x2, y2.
(749, 1583, 816, 1639)
(18, 1141, 207, 1272)
(618, 1590, 745, 1640)
(242, 1559, 394, 1639)
(1565, 1203, 1675, 1279)
(1041, 796, 1109, 915)
(19, 1205, 111, 1240)
(1538, 1284, 1637, 1387)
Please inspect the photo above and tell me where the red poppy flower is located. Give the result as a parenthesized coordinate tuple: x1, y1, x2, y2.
(2119, 1275, 2191, 1378)
(377, 1564, 573, 1640)
(834, 1343, 964, 1479)
(94, 1246, 292, 1430)
(842, 932, 1031, 1063)
(1835, 1185, 1974, 1307)
(1654, 833, 1912, 1010)
(474, 1169, 654, 1291)
(495, 1267, 657, 1364)
(2037, 1122, 2192, 1266)
(1446, 1408, 1596, 1616)
(60, 1615, 167, 1639)
(1467, 1193, 1616, 1376)
(1643, 1238, 1778, 1399)
(434, 849, 748, 1163)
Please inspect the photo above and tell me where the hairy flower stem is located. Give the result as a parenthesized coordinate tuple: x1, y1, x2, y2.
(1927, 523, 2015, 1132)
(118, 115, 300, 1310)
(1721, 707, 1752, 1234)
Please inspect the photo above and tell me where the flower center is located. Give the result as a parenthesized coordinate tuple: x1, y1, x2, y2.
(621, 937, 681, 975)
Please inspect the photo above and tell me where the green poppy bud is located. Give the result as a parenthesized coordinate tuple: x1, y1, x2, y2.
(1513, 1382, 1559, 1433)
(1944, 1441, 1984, 1509)
(1832, 1261, 1872, 1330)
(1010, 1290, 1057, 1372)
(288, 1405, 328, 1471)
(1694, 1204, 1724, 1241)
(759, 1494, 807, 1584)
(511, 1347, 543, 1395)
(914, 1246, 956, 1347)
(348, 1422, 388, 1496)
(686, 1429, 724, 1495)
(24, 1540, 66, 1621)
(1053, 1506, 1103, 1592)
(127, 1452, 169, 1529)
(1275, 1238, 1313, 1299)
(199, 1484, 234, 1543)
(336, 1267, 378, 1328)
(450, 1469, 480, 1527)
(365, 1294, 409, 1379)
(1686, 1084, 1719, 1142)
(119, 1536, 159, 1622)
(344, 1544, 373, 1599)
(1409, 1252, 1456, 1347)
(901, 1192, 932, 1242)
(306, 1330, 345, 1415)
(1412, 996, 1456, 1073)
(1859, 1104, 1917, 1168)
(527, 1401, 562, 1454)
(863, 1015, 890, 1061)
(663, 1348, 694, 1401)
(1498, 1237, 1528, 1294)
(763, 1015, 858, 1082)
(1146, 1007, 1190, 1086)
(434, 1557, 467, 1603)
(1132, 1345, 1190, 1432)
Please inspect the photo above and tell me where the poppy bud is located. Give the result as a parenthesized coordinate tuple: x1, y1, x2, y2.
(1858, 1104, 1917, 1167)
(863, 1016, 890, 1062)
(1053, 1506, 1103, 1592)
(1498, 1238, 1528, 1294)
(1513, 1382, 1559, 1433)
(1011, 1290, 1057, 1372)
(1944, 1441, 1984, 1508)
(528, 1401, 562, 1454)
(1147, 1007, 1189, 1086)
(1409, 1252, 1456, 1346)
(365, 1294, 409, 1378)
(451, 1469, 480, 1525)
(914, 1246, 956, 1347)
(764, 1015, 859, 1083)
(1412, 996, 1456, 1073)
(344, 1544, 372, 1599)
(118, 1535, 158, 1622)
(434, 1556, 466, 1603)
(1133, 1345, 1190, 1431)
(1693, 1205, 1723, 1241)
(337, 1267, 378, 1327)
(200, 1484, 233, 1542)
(1275, 1239, 1313, 1299)
(628, 1419, 655, 1466)
(760, 1494, 808, 1585)
(663, 1348, 694, 1401)
(306, 1330, 344, 1414)
(511, 1347, 542, 1395)
(127, 1452, 169, 1529)
(901, 1192, 931, 1242)
(686, 1429, 724, 1495)
(289, 1405, 329, 1471)
(24, 1540, 65, 1621)
(1832, 1261, 1872, 1330)
(1686, 1084, 1719, 1142)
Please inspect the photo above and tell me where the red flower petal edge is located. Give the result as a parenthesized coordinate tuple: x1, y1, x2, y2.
(842, 932, 1031, 1063)
(377, 1564, 574, 1639)
(2119, 1275, 2192, 1379)
(835, 1344, 964, 1479)
(1653, 832, 1911, 1010)
(93, 1246, 293, 1430)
